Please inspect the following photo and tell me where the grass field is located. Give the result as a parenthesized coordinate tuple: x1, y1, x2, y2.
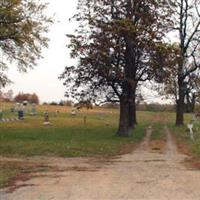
(0, 102, 200, 188)
(0, 104, 148, 157)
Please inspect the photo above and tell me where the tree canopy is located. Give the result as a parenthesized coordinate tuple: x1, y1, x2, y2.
(158, 0, 200, 125)
(60, 0, 172, 136)
(0, 0, 52, 87)
(14, 92, 39, 104)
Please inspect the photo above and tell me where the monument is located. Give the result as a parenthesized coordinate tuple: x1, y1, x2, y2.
(44, 110, 51, 125)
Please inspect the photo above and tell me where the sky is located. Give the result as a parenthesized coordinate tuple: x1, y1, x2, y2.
(3, 0, 172, 104)
(4, 0, 78, 103)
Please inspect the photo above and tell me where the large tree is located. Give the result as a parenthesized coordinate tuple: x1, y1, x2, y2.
(161, 69, 200, 113)
(166, 0, 200, 125)
(60, 0, 171, 136)
(0, 0, 52, 87)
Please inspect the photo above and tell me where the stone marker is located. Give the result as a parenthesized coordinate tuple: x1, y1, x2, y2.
(44, 110, 51, 125)
(30, 103, 37, 116)
(54, 110, 59, 117)
(18, 104, 24, 120)
(71, 108, 77, 116)
(196, 112, 200, 118)
(10, 107, 15, 113)
(187, 122, 194, 141)
(23, 100, 28, 106)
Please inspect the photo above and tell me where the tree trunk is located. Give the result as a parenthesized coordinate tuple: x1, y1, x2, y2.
(129, 91, 137, 129)
(124, 34, 137, 130)
(176, 80, 185, 126)
(191, 93, 196, 113)
(117, 98, 131, 137)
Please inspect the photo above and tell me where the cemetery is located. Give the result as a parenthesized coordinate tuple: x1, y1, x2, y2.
(0, 101, 200, 199)
(0, 0, 200, 199)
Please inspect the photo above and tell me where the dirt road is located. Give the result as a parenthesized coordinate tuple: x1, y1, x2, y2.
(1, 127, 200, 200)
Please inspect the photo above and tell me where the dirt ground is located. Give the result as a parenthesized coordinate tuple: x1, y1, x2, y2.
(1, 126, 200, 200)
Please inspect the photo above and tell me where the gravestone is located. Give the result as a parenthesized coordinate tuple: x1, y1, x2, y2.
(30, 104, 37, 116)
(54, 110, 59, 117)
(44, 111, 51, 125)
(196, 112, 200, 118)
(23, 100, 28, 106)
(71, 108, 77, 116)
(10, 107, 15, 113)
(187, 122, 194, 141)
(18, 104, 24, 120)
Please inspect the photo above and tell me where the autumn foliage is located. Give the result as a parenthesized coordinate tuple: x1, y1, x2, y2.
(14, 93, 39, 104)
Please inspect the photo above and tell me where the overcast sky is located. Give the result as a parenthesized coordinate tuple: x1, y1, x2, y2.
(4, 0, 78, 103)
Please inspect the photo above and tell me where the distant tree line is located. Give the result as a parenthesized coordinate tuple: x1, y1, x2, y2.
(0, 90, 40, 104)
(14, 93, 39, 104)
(43, 100, 74, 107)
(0, 90, 14, 102)
(99, 102, 200, 113)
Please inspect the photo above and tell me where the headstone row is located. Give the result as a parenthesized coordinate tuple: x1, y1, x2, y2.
(0, 118, 19, 122)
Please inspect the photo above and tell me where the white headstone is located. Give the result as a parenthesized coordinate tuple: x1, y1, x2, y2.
(71, 108, 76, 116)
(187, 123, 194, 141)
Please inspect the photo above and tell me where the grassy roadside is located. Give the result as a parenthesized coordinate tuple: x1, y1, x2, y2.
(168, 118, 200, 169)
(150, 123, 167, 153)
(0, 106, 162, 158)
(151, 123, 166, 140)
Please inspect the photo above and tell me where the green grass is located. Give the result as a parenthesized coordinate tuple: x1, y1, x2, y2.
(0, 110, 148, 157)
(151, 123, 166, 140)
(169, 116, 200, 158)
(0, 106, 198, 158)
